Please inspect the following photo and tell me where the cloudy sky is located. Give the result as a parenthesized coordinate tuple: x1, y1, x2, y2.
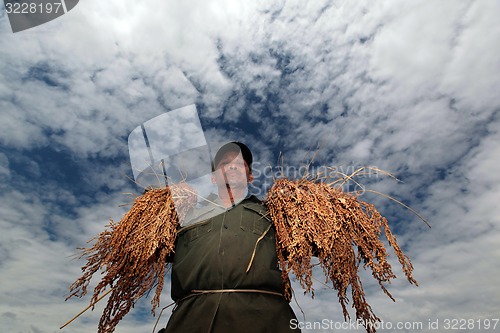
(1, 0, 499, 332)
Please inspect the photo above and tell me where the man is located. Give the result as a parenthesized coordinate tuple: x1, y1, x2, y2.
(162, 142, 300, 332)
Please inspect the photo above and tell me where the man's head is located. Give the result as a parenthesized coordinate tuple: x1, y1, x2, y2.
(212, 142, 254, 189)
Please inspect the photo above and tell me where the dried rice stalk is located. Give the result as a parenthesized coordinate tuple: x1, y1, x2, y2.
(66, 183, 196, 333)
(265, 177, 417, 333)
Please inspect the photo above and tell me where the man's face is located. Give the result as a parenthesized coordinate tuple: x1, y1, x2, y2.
(212, 150, 253, 188)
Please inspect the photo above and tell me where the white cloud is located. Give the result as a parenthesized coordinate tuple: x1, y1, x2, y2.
(368, 1, 471, 97)
(440, 0, 500, 112)
(0, 152, 11, 179)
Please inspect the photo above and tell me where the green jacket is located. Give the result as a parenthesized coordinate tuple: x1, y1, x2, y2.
(164, 195, 300, 333)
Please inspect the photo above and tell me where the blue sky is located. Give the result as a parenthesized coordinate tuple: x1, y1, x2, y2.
(1, 0, 500, 332)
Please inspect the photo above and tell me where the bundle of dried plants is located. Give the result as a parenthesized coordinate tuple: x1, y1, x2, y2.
(265, 175, 419, 333)
(66, 183, 196, 333)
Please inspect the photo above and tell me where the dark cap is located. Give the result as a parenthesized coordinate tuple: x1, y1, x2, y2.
(213, 142, 253, 172)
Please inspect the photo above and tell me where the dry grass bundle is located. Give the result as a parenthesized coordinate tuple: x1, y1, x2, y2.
(66, 183, 196, 333)
(265, 177, 418, 333)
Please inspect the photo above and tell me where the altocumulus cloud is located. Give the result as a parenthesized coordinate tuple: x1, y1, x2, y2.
(0, 0, 499, 332)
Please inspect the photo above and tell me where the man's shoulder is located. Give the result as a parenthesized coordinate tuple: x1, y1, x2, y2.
(241, 195, 265, 206)
(244, 194, 262, 203)
(240, 195, 269, 217)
